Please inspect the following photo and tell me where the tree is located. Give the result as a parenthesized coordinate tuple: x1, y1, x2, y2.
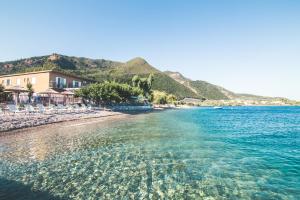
(0, 84, 4, 94)
(132, 75, 140, 87)
(147, 73, 154, 89)
(75, 86, 91, 100)
(76, 81, 143, 106)
(152, 90, 168, 104)
(26, 82, 34, 103)
(131, 74, 154, 99)
(152, 90, 177, 105)
(167, 94, 177, 103)
(0, 84, 5, 102)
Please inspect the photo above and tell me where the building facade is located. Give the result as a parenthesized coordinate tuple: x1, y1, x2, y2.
(0, 70, 91, 93)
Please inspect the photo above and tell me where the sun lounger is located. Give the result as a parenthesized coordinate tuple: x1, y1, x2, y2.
(73, 104, 83, 112)
(104, 107, 112, 111)
(86, 104, 93, 110)
(81, 104, 94, 112)
(48, 104, 58, 113)
(90, 105, 103, 111)
(7, 104, 25, 114)
(36, 104, 48, 114)
(65, 105, 74, 113)
(0, 107, 4, 115)
(56, 104, 70, 114)
(25, 105, 36, 114)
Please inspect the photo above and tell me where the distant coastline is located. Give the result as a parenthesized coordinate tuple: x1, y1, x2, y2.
(181, 98, 300, 107)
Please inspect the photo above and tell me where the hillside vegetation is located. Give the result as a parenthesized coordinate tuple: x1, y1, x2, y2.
(165, 71, 232, 100)
(0, 54, 199, 99)
(0, 53, 290, 101)
(164, 71, 288, 101)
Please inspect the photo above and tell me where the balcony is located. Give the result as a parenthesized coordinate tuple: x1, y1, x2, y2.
(49, 81, 89, 89)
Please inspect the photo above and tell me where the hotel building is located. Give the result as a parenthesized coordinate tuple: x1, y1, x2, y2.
(0, 70, 91, 92)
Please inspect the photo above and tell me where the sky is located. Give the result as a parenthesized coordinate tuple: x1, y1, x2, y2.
(0, 0, 299, 100)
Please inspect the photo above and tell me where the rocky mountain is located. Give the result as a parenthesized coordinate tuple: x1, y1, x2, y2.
(165, 71, 234, 100)
(164, 71, 290, 101)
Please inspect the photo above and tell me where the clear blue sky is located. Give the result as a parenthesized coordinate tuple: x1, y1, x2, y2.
(0, 0, 299, 100)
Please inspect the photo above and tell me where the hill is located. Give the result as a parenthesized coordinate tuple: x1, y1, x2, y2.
(165, 71, 235, 100)
(0, 54, 199, 99)
(164, 71, 291, 101)
(0, 53, 293, 102)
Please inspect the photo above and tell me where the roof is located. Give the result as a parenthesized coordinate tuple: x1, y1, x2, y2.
(39, 88, 61, 94)
(4, 85, 28, 92)
(0, 69, 94, 82)
(0, 70, 52, 78)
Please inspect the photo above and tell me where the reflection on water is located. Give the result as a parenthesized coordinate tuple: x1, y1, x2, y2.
(1, 107, 300, 199)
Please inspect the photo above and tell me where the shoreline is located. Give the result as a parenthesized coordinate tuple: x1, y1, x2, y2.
(4, 105, 295, 135)
(0, 111, 121, 136)
(0, 112, 130, 137)
(0, 108, 169, 136)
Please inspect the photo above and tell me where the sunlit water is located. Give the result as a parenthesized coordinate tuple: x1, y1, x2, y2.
(0, 106, 300, 199)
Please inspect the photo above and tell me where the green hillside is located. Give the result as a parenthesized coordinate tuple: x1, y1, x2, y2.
(152, 73, 198, 99)
(164, 71, 288, 101)
(189, 81, 230, 100)
(0, 54, 122, 74)
(0, 54, 199, 99)
(164, 71, 234, 100)
(1, 54, 286, 101)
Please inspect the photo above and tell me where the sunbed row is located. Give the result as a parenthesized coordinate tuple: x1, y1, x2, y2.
(0, 104, 96, 115)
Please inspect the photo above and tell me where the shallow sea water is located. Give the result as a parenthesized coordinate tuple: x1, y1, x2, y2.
(0, 106, 300, 199)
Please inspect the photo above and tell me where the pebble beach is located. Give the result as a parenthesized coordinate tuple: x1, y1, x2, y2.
(0, 110, 126, 133)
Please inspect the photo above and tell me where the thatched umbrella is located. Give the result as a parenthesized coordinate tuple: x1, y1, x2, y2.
(61, 90, 75, 105)
(4, 86, 28, 105)
(39, 88, 60, 106)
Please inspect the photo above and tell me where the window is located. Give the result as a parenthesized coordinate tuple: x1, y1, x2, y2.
(55, 77, 66, 88)
(6, 79, 11, 86)
(72, 80, 82, 88)
(63, 78, 66, 88)
(16, 78, 21, 85)
(31, 77, 36, 84)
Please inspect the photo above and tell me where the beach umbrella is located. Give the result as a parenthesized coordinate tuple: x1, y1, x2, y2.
(61, 90, 74, 95)
(61, 90, 74, 104)
(39, 88, 60, 106)
(4, 85, 28, 105)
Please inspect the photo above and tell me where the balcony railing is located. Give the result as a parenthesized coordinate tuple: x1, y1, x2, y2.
(49, 81, 89, 89)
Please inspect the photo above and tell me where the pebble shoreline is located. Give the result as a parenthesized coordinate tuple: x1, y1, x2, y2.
(0, 110, 124, 133)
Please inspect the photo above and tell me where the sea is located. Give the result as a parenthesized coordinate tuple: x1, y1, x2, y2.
(0, 106, 299, 199)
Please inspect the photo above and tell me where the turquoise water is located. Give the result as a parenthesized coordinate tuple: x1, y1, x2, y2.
(0, 106, 299, 199)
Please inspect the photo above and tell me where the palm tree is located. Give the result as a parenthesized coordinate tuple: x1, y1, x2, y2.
(26, 83, 34, 103)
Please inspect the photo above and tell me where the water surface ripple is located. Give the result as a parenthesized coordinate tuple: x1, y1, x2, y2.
(0, 106, 299, 199)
